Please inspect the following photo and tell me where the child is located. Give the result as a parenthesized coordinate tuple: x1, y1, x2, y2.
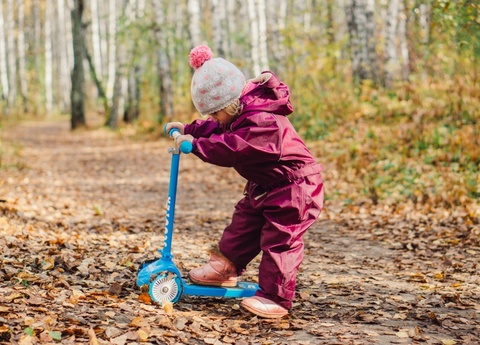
(165, 45, 324, 318)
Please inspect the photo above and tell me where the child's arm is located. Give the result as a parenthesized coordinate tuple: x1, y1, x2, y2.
(184, 118, 223, 138)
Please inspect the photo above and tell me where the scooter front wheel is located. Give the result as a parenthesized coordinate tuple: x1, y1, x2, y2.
(149, 272, 183, 304)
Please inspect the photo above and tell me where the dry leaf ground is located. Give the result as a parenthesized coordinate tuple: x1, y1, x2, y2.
(1, 120, 479, 345)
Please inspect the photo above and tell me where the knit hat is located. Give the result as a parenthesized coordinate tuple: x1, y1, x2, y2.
(189, 45, 246, 116)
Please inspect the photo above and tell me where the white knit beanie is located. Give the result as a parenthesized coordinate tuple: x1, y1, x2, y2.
(189, 45, 246, 116)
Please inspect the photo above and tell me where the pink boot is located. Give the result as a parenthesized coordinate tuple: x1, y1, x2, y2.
(241, 296, 288, 318)
(189, 248, 238, 287)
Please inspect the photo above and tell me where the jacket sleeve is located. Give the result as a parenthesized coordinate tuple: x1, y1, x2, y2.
(191, 115, 282, 167)
(184, 118, 223, 138)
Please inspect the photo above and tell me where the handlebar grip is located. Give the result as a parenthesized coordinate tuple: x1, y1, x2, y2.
(164, 126, 193, 154)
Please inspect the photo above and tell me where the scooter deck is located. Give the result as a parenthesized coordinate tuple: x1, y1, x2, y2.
(182, 279, 259, 298)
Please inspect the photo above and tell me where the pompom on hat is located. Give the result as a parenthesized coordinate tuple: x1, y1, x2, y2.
(189, 45, 246, 116)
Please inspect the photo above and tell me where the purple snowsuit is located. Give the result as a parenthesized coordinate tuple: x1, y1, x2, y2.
(184, 72, 324, 309)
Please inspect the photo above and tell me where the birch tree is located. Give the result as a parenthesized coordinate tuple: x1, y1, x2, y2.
(70, 0, 86, 129)
(187, 0, 202, 47)
(385, 0, 400, 87)
(247, 0, 260, 76)
(154, 0, 174, 121)
(0, 0, 9, 103)
(345, 0, 379, 84)
(57, 0, 71, 112)
(45, 0, 54, 113)
(6, 0, 16, 106)
(123, 0, 142, 123)
(17, 0, 28, 110)
(106, 0, 117, 108)
(91, 0, 103, 82)
(398, 0, 409, 81)
(266, 0, 287, 71)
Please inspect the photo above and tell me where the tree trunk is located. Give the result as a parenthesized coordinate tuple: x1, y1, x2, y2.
(247, 0, 260, 76)
(257, 0, 269, 72)
(187, 0, 201, 46)
(45, 0, 54, 114)
(398, 0, 410, 81)
(106, 0, 116, 108)
(91, 0, 103, 82)
(17, 0, 28, 111)
(385, 0, 399, 87)
(70, 0, 86, 130)
(57, 0, 71, 112)
(345, 0, 379, 85)
(123, 0, 142, 124)
(266, 0, 287, 71)
(6, 0, 16, 107)
(0, 0, 9, 104)
(154, 0, 174, 122)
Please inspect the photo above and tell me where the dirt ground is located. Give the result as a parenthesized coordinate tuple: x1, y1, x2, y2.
(0, 120, 479, 345)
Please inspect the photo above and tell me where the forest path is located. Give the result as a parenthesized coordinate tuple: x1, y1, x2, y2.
(0, 120, 478, 345)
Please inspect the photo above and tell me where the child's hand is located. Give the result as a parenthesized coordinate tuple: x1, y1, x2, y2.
(165, 122, 185, 135)
(248, 72, 272, 84)
(175, 134, 194, 148)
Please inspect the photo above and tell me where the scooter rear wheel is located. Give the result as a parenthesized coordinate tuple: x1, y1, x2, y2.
(149, 272, 183, 304)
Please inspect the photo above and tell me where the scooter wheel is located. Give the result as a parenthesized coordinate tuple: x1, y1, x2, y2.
(149, 273, 183, 304)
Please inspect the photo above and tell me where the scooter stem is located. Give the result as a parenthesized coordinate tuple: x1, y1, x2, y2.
(160, 149, 180, 261)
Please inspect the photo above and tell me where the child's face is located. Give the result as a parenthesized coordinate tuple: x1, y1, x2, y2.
(209, 110, 234, 125)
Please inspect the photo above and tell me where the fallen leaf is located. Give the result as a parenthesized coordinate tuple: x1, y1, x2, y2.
(88, 328, 99, 345)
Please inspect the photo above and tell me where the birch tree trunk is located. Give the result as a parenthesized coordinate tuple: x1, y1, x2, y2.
(45, 0, 54, 113)
(6, 0, 16, 106)
(257, 0, 269, 72)
(345, 0, 379, 85)
(398, 0, 410, 81)
(154, 0, 174, 122)
(57, 0, 71, 112)
(106, 0, 117, 107)
(0, 0, 9, 104)
(91, 0, 103, 82)
(266, 0, 287, 71)
(70, 0, 86, 129)
(247, 0, 261, 76)
(385, 0, 399, 87)
(123, 0, 141, 123)
(106, 0, 128, 129)
(187, 0, 201, 46)
(211, 0, 226, 56)
(17, 0, 28, 111)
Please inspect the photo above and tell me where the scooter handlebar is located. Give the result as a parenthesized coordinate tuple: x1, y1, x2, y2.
(164, 125, 193, 154)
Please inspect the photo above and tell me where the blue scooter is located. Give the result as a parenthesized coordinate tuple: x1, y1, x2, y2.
(136, 128, 259, 305)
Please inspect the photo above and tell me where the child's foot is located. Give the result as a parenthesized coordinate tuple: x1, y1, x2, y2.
(241, 296, 288, 318)
(188, 250, 238, 287)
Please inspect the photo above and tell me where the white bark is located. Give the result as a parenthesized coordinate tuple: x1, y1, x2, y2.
(211, 0, 224, 56)
(106, 0, 117, 105)
(385, 0, 399, 86)
(257, 0, 269, 72)
(154, 0, 174, 120)
(266, 0, 287, 69)
(247, 0, 260, 76)
(57, 0, 71, 110)
(419, 3, 430, 45)
(45, 0, 54, 113)
(91, 0, 103, 81)
(187, 0, 201, 46)
(17, 0, 28, 106)
(6, 0, 16, 105)
(346, 0, 379, 83)
(398, 0, 410, 81)
(0, 0, 9, 101)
